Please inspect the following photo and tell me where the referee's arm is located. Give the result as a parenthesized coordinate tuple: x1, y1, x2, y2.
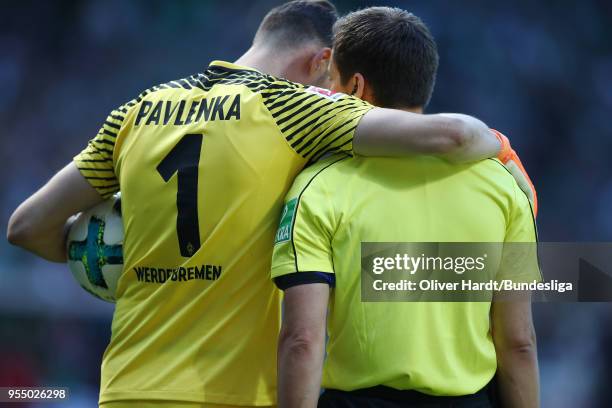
(271, 163, 338, 408)
(491, 294, 539, 408)
(277, 283, 329, 408)
(492, 182, 540, 408)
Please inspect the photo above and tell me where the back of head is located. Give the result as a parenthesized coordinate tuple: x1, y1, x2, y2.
(254, 0, 338, 49)
(333, 7, 439, 109)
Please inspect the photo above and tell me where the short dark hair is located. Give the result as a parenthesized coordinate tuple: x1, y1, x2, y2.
(333, 7, 439, 109)
(255, 1, 338, 48)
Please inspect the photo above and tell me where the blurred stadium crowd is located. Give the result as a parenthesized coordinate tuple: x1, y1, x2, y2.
(0, 0, 611, 407)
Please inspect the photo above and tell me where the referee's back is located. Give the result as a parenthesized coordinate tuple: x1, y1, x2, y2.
(272, 153, 539, 395)
(272, 6, 540, 407)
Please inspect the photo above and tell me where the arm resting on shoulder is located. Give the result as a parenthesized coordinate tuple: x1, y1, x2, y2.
(354, 108, 500, 162)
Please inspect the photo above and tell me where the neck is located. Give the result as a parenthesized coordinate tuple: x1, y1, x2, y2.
(402, 106, 423, 114)
(234, 45, 292, 78)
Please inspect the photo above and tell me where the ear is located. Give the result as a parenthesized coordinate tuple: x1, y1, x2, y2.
(309, 47, 332, 76)
(350, 72, 367, 100)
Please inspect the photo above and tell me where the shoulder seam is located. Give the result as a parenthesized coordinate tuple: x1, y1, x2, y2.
(487, 159, 543, 281)
(290, 155, 350, 273)
(486, 158, 538, 241)
(486, 159, 534, 212)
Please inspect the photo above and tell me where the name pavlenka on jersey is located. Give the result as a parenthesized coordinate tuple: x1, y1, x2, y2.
(134, 264, 222, 283)
(135, 94, 241, 126)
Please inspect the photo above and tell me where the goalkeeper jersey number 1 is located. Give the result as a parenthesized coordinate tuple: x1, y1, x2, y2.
(74, 60, 373, 405)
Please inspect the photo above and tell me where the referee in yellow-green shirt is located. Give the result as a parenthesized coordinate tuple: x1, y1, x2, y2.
(271, 7, 540, 408)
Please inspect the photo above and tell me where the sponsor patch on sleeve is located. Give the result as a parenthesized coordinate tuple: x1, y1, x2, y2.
(275, 198, 298, 244)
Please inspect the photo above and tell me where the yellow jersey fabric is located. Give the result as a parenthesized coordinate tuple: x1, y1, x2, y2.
(74, 61, 373, 405)
(271, 153, 539, 396)
(101, 402, 274, 408)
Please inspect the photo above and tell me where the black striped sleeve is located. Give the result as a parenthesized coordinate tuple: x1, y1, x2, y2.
(261, 83, 374, 160)
(73, 106, 126, 198)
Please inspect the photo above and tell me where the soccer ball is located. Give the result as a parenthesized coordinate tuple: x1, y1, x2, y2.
(67, 193, 123, 303)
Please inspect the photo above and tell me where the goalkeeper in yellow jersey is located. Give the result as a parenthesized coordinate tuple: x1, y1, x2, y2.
(8, 1, 515, 407)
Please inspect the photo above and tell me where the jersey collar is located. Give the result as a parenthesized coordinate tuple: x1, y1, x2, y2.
(208, 60, 261, 74)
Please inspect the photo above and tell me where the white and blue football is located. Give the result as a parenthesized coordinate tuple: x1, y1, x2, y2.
(67, 193, 123, 303)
